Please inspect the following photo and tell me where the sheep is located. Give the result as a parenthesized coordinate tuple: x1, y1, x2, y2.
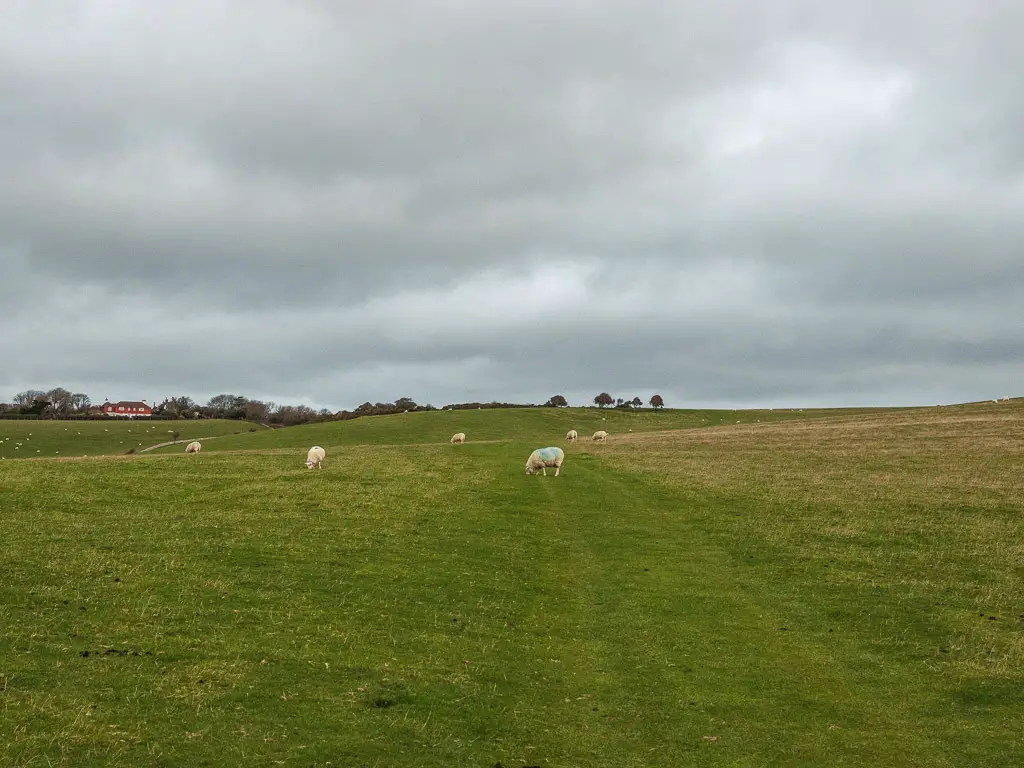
(450, 432, 466, 444)
(305, 445, 326, 470)
(566, 429, 578, 442)
(592, 430, 609, 442)
(185, 441, 202, 454)
(526, 446, 565, 476)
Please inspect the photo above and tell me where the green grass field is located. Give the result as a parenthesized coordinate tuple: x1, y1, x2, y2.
(0, 419, 263, 460)
(147, 404, 903, 455)
(1, 402, 1021, 766)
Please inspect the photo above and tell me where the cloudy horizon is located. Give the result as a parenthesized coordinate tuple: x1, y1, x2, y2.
(3, 1, 1022, 413)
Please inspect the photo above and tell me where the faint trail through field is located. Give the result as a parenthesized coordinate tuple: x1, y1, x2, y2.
(139, 435, 229, 453)
(138, 421, 272, 453)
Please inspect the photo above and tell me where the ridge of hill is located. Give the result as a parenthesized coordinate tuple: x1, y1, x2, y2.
(147, 404, 908, 454)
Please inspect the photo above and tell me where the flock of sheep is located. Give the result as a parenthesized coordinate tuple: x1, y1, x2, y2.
(184, 427, 612, 477)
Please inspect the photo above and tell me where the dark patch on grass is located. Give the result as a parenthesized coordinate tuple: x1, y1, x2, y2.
(953, 678, 1024, 709)
(79, 648, 152, 658)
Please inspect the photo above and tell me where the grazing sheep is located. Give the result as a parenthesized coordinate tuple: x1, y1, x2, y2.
(305, 445, 326, 470)
(1001, 395, 1010, 401)
(592, 430, 609, 442)
(526, 446, 565, 476)
(450, 432, 466, 444)
(185, 441, 202, 454)
(566, 429, 578, 442)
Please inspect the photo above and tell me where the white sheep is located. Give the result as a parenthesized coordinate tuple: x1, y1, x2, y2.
(592, 430, 609, 442)
(526, 446, 565, 476)
(450, 432, 466, 444)
(566, 429, 578, 442)
(305, 445, 326, 470)
(184, 441, 202, 454)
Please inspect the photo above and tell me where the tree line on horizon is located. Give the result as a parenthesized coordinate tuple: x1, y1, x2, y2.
(587, 393, 665, 409)
(2, 388, 666, 424)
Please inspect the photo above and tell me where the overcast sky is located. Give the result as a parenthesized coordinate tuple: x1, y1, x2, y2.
(3, 1, 1022, 411)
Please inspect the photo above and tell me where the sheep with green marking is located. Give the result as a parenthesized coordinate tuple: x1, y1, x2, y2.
(525, 446, 565, 476)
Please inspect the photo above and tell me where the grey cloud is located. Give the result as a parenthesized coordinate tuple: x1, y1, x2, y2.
(2, 1, 1022, 410)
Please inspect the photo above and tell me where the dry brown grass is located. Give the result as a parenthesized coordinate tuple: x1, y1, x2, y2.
(604, 401, 1024, 507)
(594, 400, 1024, 679)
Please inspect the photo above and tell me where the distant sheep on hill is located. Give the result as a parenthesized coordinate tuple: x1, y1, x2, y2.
(592, 430, 608, 443)
(450, 432, 466, 444)
(566, 429, 578, 442)
(185, 441, 201, 454)
(526, 446, 565, 476)
(305, 445, 326, 470)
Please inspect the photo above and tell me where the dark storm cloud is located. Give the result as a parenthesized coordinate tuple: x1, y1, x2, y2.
(2, 1, 1022, 409)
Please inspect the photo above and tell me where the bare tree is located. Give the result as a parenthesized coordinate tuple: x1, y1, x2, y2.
(650, 394, 665, 409)
(274, 404, 316, 426)
(46, 387, 74, 416)
(594, 392, 614, 408)
(206, 394, 249, 418)
(155, 396, 198, 418)
(13, 389, 46, 406)
(243, 400, 269, 422)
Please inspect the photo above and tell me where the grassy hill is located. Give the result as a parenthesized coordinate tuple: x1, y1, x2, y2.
(0, 400, 1021, 766)
(0, 418, 262, 459)
(148, 404, 905, 455)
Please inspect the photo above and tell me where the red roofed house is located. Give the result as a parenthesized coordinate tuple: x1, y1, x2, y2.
(102, 400, 153, 417)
